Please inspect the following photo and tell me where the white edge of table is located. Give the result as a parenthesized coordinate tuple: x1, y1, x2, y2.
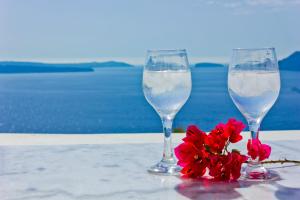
(0, 130, 299, 146)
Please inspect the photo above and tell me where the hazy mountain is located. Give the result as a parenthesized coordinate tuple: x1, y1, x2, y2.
(2, 53, 299, 73)
(194, 62, 225, 68)
(0, 62, 94, 73)
(0, 61, 134, 73)
(279, 51, 300, 71)
(193, 51, 300, 71)
(86, 61, 133, 68)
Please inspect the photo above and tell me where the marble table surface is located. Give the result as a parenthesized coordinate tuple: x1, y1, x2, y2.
(0, 131, 300, 200)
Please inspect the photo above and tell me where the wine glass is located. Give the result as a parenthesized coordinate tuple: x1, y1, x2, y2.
(228, 47, 280, 179)
(143, 49, 192, 175)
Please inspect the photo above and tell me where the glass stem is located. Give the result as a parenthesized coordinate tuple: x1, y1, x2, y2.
(162, 117, 174, 162)
(245, 120, 268, 179)
(249, 120, 260, 139)
(248, 120, 261, 165)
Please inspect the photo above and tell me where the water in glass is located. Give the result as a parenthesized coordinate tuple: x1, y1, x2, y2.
(143, 49, 191, 175)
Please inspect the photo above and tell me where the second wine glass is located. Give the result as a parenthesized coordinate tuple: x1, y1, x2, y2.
(143, 49, 192, 175)
(228, 47, 280, 179)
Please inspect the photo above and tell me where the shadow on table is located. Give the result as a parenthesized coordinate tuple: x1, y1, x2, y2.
(269, 165, 300, 200)
(175, 170, 286, 200)
(275, 184, 300, 200)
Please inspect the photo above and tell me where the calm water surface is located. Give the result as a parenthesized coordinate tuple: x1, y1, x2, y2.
(0, 67, 299, 133)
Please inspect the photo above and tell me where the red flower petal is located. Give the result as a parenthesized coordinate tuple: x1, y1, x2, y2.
(181, 160, 208, 178)
(247, 139, 260, 160)
(247, 138, 272, 161)
(183, 125, 207, 149)
(230, 151, 248, 180)
(205, 134, 226, 153)
(206, 124, 229, 153)
(175, 143, 198, 167)
(226, 118, 245, 143)
(174, 119, 253, 181)
(209, 154, 232, 181)
(258, 144, 271, 161)
(186, 125, 202, 137)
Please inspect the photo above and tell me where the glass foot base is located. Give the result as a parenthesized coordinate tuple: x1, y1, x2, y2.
(148, 159, 181, 175)
(244, 162, 269, 180)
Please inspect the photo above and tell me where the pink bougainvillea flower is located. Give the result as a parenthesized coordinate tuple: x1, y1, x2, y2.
(175, 142, 199, 167)
(174, 119, 256, 181)
(205, 124, 228, 153)
(225, 118, 245, 143)
(258, 144, 271, 161)
(208, 151, 247, 181)
(183, 125, 207, 149)
(230, 151, 248, 180)
(247, 138, 271, 161)
(247, 138, 261, 160)
(175, 125, 210, 178)
(208, 154, 229, 181)
(180, 159, 208, 179)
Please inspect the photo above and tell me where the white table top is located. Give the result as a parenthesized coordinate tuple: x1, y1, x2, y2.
(0, 131, 300, 200)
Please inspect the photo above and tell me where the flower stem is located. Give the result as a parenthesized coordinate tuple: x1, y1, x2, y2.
(246, 159, 300, 164)
(224, 141, 230, 154)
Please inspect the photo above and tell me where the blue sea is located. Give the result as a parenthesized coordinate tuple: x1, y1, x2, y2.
(0, 67, 299, 133)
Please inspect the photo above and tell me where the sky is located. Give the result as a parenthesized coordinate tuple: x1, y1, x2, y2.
(0, 0, 300, 64)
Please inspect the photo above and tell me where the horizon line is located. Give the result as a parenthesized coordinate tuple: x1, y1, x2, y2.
(0, 52, 293, 65)
(0, 56, 234, 65)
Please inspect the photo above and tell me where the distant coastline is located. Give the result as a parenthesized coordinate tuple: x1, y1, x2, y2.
(0, 61, 134, 73)
(0, 51, 299, 73)
(193, 51, 300, 71)
(193, 62, 225, 68)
